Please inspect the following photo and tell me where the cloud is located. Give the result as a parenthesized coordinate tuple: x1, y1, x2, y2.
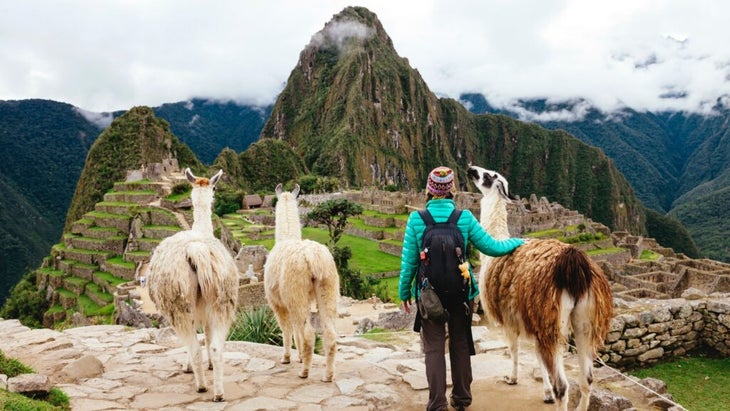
(1, 0, 730, 117)
(507, 100, 594, 123)
(308, 20, 375, 51)
(74, 107, 113, 129)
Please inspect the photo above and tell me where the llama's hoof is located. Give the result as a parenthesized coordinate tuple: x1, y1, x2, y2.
(298, 370, 309, 379)
(321, 375, 333, 383)
(543, 391, 555, 403)
(213, 395, 224, 402)
(197, 387, 208, 393)
(502, 376, 517, 385)
(184, 365, 193, 374)
(281, 356, 291, 364)
(208, 363, 213, 370)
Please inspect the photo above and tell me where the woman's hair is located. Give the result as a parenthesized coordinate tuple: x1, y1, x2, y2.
(427, 192, 454, 201)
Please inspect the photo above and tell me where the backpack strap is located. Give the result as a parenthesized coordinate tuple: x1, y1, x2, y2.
(419, 208, 461, 227)
(418, 209, 436, 227)
(447, 209, 462, 225)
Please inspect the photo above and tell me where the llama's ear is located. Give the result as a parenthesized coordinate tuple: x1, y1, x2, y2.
(292, 184, 300, 198)
(275, 183, 283, 196)
(210, 170, 224, 187)
(185, 168, 196, 183)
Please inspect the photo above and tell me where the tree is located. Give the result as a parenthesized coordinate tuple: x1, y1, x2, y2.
(306, 199, 363, 247)
(1, 270, 48, 328)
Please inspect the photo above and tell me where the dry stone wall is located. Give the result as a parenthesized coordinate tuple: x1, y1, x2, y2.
(601, 294, 730, 367)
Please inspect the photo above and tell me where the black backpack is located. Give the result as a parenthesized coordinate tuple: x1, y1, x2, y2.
(418, 209, 469, 305)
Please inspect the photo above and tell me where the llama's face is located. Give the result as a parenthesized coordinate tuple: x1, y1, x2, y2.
(467, 165, 514, 201)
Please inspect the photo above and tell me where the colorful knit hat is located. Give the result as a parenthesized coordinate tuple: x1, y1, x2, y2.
(426, 166, 455, 197)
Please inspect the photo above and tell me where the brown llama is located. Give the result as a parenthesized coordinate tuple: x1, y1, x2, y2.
(264, 183, 340, 382)
(147, 168, 238, 402)
(467, 165, 613, 411)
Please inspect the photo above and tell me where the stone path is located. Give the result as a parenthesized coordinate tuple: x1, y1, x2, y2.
(1, 301, 676, 410)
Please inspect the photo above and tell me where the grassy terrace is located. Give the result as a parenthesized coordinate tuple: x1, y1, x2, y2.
(106, 256, 135, 269)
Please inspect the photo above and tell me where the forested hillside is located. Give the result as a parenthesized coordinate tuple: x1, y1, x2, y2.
(0, 100, 102, 303)
(460, 93, 723, 261)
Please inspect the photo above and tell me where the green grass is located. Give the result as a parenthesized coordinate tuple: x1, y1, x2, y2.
(629, 352, 730, 410)
(301, 227, 401, 274)
(586, 247, 626, 255)
(86, 210, 129, 219)
(106, 256, 136, 269)
(86, 283, 114, 304)
(165, 191, 190, 202)
(525, 228, 563, 239)
(377, 276, 401, 303)
(0, 350, 70, 410)
(93, 271, 128, 287)
(77, 294, 114, 317)
(640, 249, 662, 260)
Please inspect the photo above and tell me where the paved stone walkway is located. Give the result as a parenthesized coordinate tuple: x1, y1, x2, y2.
(1, 303, 672, 410)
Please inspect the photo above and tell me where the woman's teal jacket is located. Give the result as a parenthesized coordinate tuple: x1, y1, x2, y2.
(398, 199, 524, 303)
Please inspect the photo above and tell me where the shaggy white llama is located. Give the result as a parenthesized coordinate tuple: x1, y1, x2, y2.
(147, 168, 238, 402)
(264, 183, 340, 382)
(467, 165, 613, 411)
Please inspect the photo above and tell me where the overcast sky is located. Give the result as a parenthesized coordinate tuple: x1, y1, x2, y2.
(1, 0, 729, 119)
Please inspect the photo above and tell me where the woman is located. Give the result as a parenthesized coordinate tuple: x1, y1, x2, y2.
(399, 166, 524, 411)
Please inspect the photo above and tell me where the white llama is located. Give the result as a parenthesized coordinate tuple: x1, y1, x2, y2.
(467, 165, 613, 411)
(147, 168, 238, 402)
(264, 183, 340, 382)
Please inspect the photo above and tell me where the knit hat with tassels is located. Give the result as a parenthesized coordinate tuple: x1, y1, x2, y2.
(426, 166, 455, 197)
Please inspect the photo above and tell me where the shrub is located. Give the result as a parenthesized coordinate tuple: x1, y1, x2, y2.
(171, 182, 189, 195)
(214, 188, 243, 216)
(228, 305, 282, 346)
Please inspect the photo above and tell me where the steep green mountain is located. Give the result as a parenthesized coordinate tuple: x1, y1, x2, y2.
(0, 99, 102, 304)
(259, 6, 644, 233)
(213, 139, 307, 192)
(459, 94, 717, 260)
(153, 98, 271, 164)
(64, 106, 203, 230)
(0, 99, 271, 304)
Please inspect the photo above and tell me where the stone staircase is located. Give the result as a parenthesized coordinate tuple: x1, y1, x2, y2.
(37, 172, 196, 327)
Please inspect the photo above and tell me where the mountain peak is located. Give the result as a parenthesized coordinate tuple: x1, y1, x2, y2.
(305, 7, 393, 52)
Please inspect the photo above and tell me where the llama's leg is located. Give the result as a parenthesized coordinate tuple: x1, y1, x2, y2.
(207, 322, 228, 402)
(293, 312, 315, 379)
(503, 327, 519, 385)
(204, 324, 213, 370)
(178, 327, 208, 393)
(317, 300, 338, 382)
(541, 347, 569, 411)
(572, 301, 595, 411)
(292, 324, 304, 364)
(274, 307, 292, 364)
(537, 353, 555, 403)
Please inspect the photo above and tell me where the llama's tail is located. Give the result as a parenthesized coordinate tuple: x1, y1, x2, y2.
(554, 246, 613, 351)
(301, 241, 340, 290)
(301, 241, 341, 317)
(185, 240, 238, 320)
(553, 247, 593, 302)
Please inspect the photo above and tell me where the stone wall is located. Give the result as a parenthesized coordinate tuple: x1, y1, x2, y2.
(237, 282, 267, 311)
(602, 294, 730, 367)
